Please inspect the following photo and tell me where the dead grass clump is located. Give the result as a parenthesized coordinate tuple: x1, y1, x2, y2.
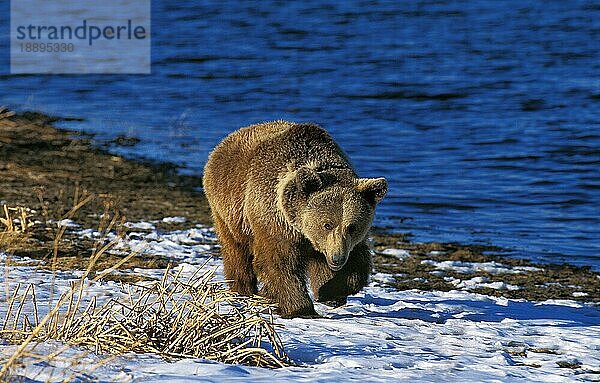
(1, 263, 289, 373)
(0, 205, 35, 253)
(0, 205, 34, 234)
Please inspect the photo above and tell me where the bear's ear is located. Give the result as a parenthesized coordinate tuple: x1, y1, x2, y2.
(356, 177, 388, 205)
(296, 167, 322, 195)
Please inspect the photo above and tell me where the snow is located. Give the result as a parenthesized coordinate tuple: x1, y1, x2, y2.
(372, 272, 397, 285)
(161, 216, 187, 223)
(124, 216, 189, 229)
(1, 224, 599, 382)
(421, 260, 541, 275)
(447, 276, 522, 291)
(573, 292, 589, 298)
(124, 221, 156, 230)
(53, 218, 80, 228)
(380, 248, 410, 259)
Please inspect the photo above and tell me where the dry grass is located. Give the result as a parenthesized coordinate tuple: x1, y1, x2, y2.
(0, 205, 34, 234)
(0, 205, 35, 254)
(0, 263, 289, 374)
(0, 195, 290, 381)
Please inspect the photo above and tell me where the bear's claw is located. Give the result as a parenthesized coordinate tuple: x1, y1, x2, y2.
(319, 297, 348, 308)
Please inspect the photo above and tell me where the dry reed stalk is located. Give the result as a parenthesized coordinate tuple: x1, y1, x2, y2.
(2, 205, 36, 320)
(1, 205, 34, 234)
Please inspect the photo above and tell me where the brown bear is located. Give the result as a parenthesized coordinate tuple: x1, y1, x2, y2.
(203, 121, 387, 318)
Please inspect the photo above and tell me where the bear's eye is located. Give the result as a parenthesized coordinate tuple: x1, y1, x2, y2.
(323, 223, 333, 231)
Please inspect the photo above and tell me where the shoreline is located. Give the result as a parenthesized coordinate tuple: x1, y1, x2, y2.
(0, 109, 598, 302)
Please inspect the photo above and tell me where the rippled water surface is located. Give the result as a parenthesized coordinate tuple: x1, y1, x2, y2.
(1, 1, 599, 267)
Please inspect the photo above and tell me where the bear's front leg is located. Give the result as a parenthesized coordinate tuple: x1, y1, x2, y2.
(252, 236, 318, 318)
(308, 240, 372, 306)
(213, 214, 257, 296)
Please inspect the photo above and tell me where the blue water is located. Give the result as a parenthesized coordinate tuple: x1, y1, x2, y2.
(1, 1, 599, 268)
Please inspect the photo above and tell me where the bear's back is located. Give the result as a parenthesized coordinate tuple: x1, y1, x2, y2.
(220, 120, 294, 156)
(210, 121, 350, 173)
(203, 121, 353, 236)
(249, 122, 352, 173)
(203, 121, 300, 235)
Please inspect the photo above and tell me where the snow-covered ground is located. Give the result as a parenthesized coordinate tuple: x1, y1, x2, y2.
(2, 221, 599, 382)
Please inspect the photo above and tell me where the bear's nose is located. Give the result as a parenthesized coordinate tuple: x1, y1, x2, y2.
(331, 254, 344, 265)
(329, 253, 348, 270)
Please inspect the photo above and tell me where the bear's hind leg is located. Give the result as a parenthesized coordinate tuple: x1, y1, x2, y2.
(213, 214, 257, 296)
(308, 241, 372, 307)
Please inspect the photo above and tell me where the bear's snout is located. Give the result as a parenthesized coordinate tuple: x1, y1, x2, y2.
(325, 234, 352, 271)
(328, 251, 349, 271)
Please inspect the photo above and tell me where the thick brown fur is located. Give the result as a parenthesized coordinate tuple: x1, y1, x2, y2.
(203, 121, 387, 318)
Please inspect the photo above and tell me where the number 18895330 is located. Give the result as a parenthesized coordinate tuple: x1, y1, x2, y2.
(20, 42, 74, 52)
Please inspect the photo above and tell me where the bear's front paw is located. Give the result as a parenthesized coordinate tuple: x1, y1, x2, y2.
(279, 304, 320, 319)
(318, 297, 347, 308)
(258, 286, 274, 300)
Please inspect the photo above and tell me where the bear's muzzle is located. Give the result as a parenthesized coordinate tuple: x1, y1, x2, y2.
(326, 234, 352, 271)
(328, 252, 348, 271)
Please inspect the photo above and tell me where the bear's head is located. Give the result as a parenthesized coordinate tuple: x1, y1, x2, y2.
(279, 166, 387, 271)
